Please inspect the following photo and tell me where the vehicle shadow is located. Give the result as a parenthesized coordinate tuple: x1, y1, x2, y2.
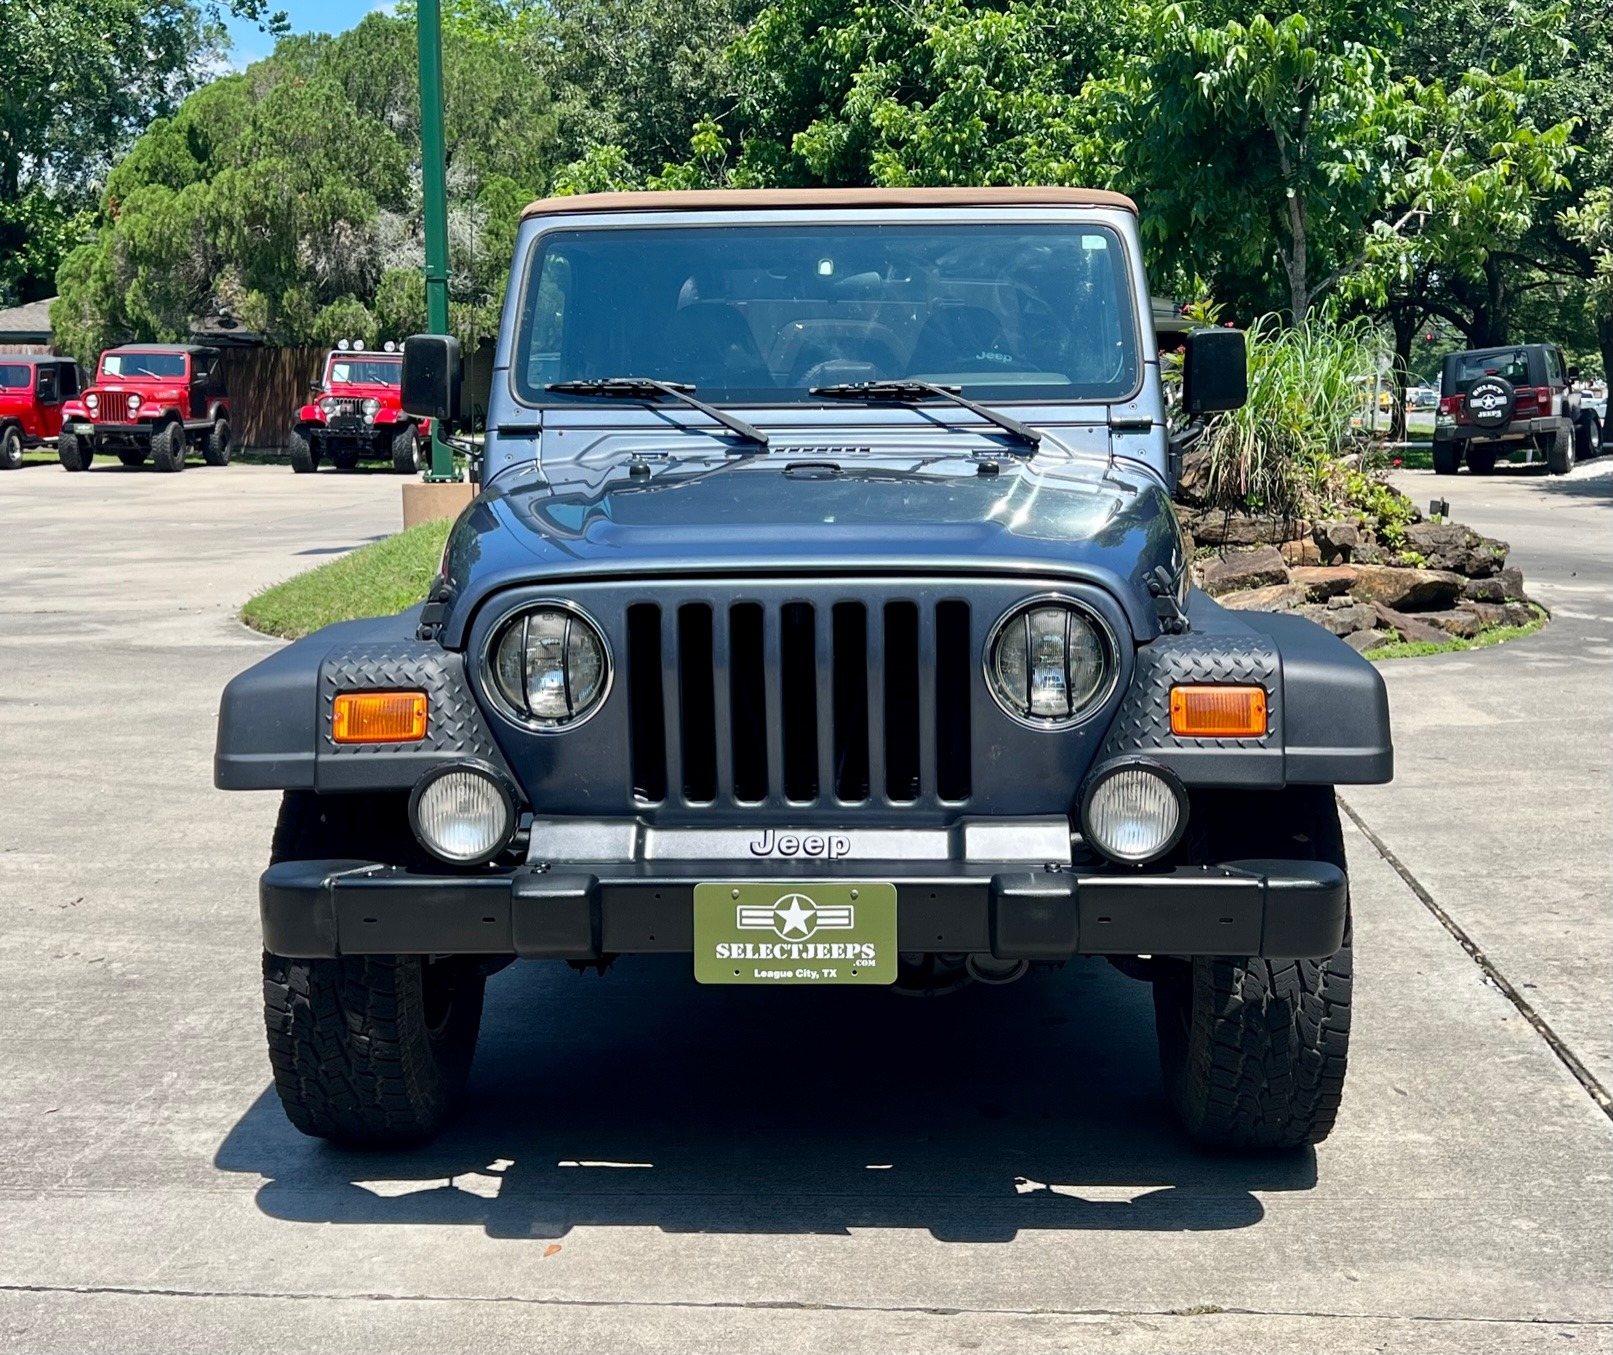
(216, 957, 1316, 1242)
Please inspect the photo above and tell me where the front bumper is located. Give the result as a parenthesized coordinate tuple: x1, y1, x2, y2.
(261, 856, 1348, 962)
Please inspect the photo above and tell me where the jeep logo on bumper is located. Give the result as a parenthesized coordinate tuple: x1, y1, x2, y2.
(749, 829, 851, 859)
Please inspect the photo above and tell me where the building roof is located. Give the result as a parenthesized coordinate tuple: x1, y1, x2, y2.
(0, 297, 55, 341)
(521, 186, 1138, 221)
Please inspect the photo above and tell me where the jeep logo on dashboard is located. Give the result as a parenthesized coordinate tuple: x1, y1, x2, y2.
(748, 829, 851, 859)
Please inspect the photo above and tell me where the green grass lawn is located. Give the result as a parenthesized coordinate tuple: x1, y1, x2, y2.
(241, 518, 452, 639)
(1364, 605, 1548, 660)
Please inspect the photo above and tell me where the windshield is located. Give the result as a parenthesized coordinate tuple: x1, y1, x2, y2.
(102, 351, 187, 379)
(515, 222, 1140, 405)
(327, 357, 401, 386)
(0, 363, 30, 389)
(1445, 349, 1530, 395)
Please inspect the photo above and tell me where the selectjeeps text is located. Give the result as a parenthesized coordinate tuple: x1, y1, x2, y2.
(215, 188, 1393, 1150)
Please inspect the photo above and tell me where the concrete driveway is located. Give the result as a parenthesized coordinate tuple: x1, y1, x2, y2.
(1, 462, 1608, 1354)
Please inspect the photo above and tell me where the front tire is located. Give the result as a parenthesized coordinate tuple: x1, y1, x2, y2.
(58, 429, 92, 471)
(392, 423, 422, 474)
(1152, 786, 1351, 1149)
(1432, 441, 1462, 475)
(204, 416, 232, 466)
(150, 420, 186, 472)
(288, 426, 319, 474)
(1575, 414, 1600, 463)
(261, 791, 485, 1147)
(0, 424, 21, 470)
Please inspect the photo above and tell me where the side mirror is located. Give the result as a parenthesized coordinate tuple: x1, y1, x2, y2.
(401, 334, 462, 426)
(1182, 327, 1247, 415)
(1567, 365, 1580, 384)
(307, 380, 322, 394)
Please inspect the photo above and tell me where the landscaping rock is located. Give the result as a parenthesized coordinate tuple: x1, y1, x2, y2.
(1280, 537, 1322, 565)
(1344, 628, 1389, 654)
(1371, 602, 1450, 646)
(1325, 593, 1356, 609)
(1176, 445, 1213, 505)
(1402, 521, 1508, 577)
(1313, 519, 1360, 564)
(1295, 601, 1377, 636)
(1201, 546, 1290, 597)
(1186, 510, 1312, 548)
(1348, 563, 1463, 611)
(1466, 600, 1535, 629)
(1290, 565, 1357, 601)
(1462, 575, 1506, 602)
(1218, 582, 1309, 611)
(1426, 609, 1485, 639)
(1500, 566, 1527, 601)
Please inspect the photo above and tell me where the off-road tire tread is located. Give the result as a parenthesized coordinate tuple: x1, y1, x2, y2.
(58, 429, 91, 471)
(392, 423, 420, 475)
(1154, 787, 1351, 1150)
(0, 424, 21, 470)
(288, 426, 317, 474)
(204, 416, 231, 466)
(151, 419, 186, 472)
(261, 791, 484, 1148)
(1546, 424, 1574, 475)
(1575, 415, 1599, 463)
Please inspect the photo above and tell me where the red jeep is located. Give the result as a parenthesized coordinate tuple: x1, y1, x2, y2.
(288, 344, 428, 473)
(0, 356, 83, 470)
(58, 344, 232, 473)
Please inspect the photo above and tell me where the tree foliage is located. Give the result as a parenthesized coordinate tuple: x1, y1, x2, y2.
(51, 14, 555, 358)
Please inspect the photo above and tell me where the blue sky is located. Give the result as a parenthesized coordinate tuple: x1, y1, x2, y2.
(223, 0, 392, 68)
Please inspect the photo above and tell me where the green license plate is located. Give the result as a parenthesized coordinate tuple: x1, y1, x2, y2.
(693, 882, 898, 985)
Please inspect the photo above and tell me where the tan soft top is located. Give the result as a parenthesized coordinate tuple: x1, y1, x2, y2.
(519, 186, 1137, 220)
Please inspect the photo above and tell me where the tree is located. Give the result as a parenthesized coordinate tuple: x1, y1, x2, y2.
(51, 14, 555, 357)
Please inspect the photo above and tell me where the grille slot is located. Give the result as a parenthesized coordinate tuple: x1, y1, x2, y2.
(625, 591, 973, 812)
(99, 393, 133, 422)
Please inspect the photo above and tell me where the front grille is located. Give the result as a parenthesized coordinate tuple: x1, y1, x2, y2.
(98, 392, 134, 422)
(326, 398, 362, 418)
(624, 597, 973, 809)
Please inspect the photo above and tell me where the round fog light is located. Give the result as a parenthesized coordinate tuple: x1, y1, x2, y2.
(1081, 760, 1187, 864)
(410, 765, 516, 865)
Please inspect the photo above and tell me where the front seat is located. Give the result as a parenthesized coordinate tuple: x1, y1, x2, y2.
(660, 304, 773, 390)
(906, 304, 1009, 377)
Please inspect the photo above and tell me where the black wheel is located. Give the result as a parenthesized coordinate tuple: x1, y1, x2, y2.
(150, 420, 186, 472)
(1432, 441, 1462, 476)
(1546, 423, 1575, 475)
(57, 429, 92, 471)
(1575, 414, 1600, 463)
(204, 416, 232, 466)
(288, 426, 319, 474)
(1151, 786, 1351, 1149)
(0, 424, 21, 470)
(392, 423, 422, 474)
(262, 791, 485, 1148)
(118, 448, 149, 467)
(1465, 445, 1497, 475)
(332, 447, 362, 470)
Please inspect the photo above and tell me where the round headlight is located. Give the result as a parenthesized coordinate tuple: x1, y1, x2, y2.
(1081, 760, 1187, 864)
(126, 392, 141, 412)
(361, 397, 381, 416)
(485, 604, 611, 730)
(986, 597, 1115, 728)
(319, 397, 337, 416)
(85, 393, 99, 412)
(410, 764, 516, 864)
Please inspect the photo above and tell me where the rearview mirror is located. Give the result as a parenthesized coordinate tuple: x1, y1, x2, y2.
(401, 334, 462, 426)
(1182, 327, 1247, 415)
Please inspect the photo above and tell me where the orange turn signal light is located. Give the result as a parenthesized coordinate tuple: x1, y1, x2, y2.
(1170, 685, 1268, 738)
(332, 691, 428, 744)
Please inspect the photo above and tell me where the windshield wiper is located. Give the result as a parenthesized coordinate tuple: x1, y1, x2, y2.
(809, 379, 1041, 451)
(545, 377, 768, 450)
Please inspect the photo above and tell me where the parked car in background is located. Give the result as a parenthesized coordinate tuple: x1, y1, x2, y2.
(0, 356, 82, 470)
(1407, 385, 1439, 411)
(287, 342, 429, 474)
(57, 344, 231, 472)
(1434, 342, 1597, 475)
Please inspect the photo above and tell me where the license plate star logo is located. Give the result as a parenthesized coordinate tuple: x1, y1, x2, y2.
(735, 892, 855, 941)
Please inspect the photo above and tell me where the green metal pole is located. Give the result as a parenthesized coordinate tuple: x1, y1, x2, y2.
(417, 0, 460, 482)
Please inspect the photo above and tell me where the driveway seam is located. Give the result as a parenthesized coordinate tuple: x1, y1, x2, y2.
(1339, 796, 1613, 1119)
(3, 1283, 1611, 1326)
